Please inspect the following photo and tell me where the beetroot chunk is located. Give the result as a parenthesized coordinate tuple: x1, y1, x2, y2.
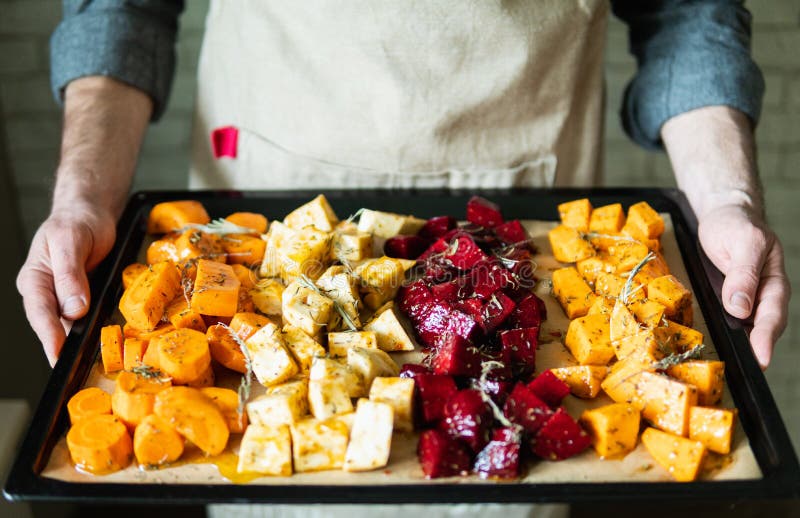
(503, 383, 553, 435)
(431, 334, 482, 377)
(417, 229, 460, 262)
(441, 389, 494, 452)
(532, 408, 591, 461)
(430, 278, 471, 303)
(397, 280, 433, 321)
(384, 235, 428, 260)
(527, 370, 571, 409)
(499, 327, 539, 370)
(468, 258, 514, 299)
(444, 235, 489, 271)
(508, 293, 547, 329)
(473, 427, 522, 479)
(480, 292, 517, 333)
(469, 377, 513, 406)
(418, 429, 472, 479)
(400, 363, 430, 379)
(493, 219, 529, 245)
(466, 196, 504, 228)
(419, 216, 457, 241)
(416, 374, 458, 424)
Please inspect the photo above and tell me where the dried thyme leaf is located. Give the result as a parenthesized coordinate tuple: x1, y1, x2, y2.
(651, 343, 706, 370)
(180, 218, 259, 236)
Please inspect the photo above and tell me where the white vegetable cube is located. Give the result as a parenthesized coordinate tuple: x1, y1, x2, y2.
(283, 194, 339, 232)
(316, 268, 362, 329)
(247, 378, 309, 426)
(369, 377, 415, 432)
(282, 287, 334, 337)
(343, 399, 394, 472)
(245, 323, 299, 387)
(281, 227, 331, 282)
(328, 331, 378, 358)
(260, 221, 297, 278)
(347, 346, 400, 394)
(310, 357, 366, 398)
(332, 231, 373, 263)
(363, 305, 416, 352)
(250, 278, 284, 316)
(282, 325, 325, 371)
(308, 377, 354, 420)
(290, 417, 350, 472)
(237, 423, 293, 476)
(355, 257, 407, 310)
(357, 209, 426, 238)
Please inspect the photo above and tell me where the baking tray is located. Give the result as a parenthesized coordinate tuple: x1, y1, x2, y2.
(4, 188, 799, 504)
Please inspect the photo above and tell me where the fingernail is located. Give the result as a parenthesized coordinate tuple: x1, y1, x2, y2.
(61, 296, 86, 316)
(730, 292, 751, 314)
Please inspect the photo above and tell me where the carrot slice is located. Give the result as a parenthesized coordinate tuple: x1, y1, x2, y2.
(230, 264, 256, 290)
(222, 234, 266, 266)
(147, 200, 210, 234)
(123, 338, 147, 371)
(165, 297, 207, 333)
(100, 325, 124, 374)
(67, 387, 112, 425)
(123, 323, 175, 344)
(229, 312, 273, 341)
(186, 363, 216, 388)
(154, 328, 212, 385)
(225, 212, 268, 234)
(174, 230, 226, 263)
(122, 263, 148, 290)
(206, 324, 247, 374)
(66, 414, 133, 474)
(111, 370, 172, 428)
(154, 386, 229, 456)
(119, 262, 182, 331)
(133, 414, 184, 467)
(201, 387, 248, 433)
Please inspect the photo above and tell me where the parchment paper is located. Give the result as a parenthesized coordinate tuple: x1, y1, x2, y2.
(41, 216, 762, 485)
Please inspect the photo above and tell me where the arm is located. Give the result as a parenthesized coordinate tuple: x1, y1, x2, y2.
(17, 77, 152, 365)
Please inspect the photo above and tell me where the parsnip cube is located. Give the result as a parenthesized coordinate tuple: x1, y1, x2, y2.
(331, 231, 373, 263)
(328, 331, 378, 358)
(280, 227, 331, 282)
(310, 357, 366, 398)
(357, 209, 426, 238)
(347, 347, 399, 394)
(281, 325, 325, 371)
(260, 221, 297, 278)
(355, 256, 407, 310)
(250, 278, 284, 316)
(283, 194, 339, 232)
(369, 376, 415, 432)
(308, 377, 354, 420)
(364, 305, 416, 352)
(316, 268, 362, 329)
(290, 417, 350, 472)
(245, 323, 299, 387)
(343, 399, 394, 472)
(247, 378, 309, 426)
(281, 287, 334, 337)
(237, 423, 292, 476)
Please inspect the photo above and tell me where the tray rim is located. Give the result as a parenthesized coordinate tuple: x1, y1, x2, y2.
(5, 187, 799, 504)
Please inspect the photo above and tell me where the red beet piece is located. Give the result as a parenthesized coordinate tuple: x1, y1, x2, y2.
(499, 327, 539, 370)
(493, 219, 529, 245)
(508, 293, 546, 328)
(400, 363, 430, 379)
(473, 427, 522, 479)
(430, 278, 471, 303)
(417, 229, 460, 262)
(417, 429, 472, 479)
(431, 333, 482, 377)
(468, 258, 514, 299)
(441, 389, 494, 452)
(532, 408, 591, 461)
(480, 291, 517, 333)
(527, 370, 570, 408)
(416, 374, 458, 424)
(384, 235, 428, 260)
(414, 301, 451, 348)
(454, 297, 483, 322)
(419, 216, 457, 241)
(469, 377, 513, 406)
(443, 234, 489, 271)
(503, 382, 553, 434)
(397, 279, 433, 321)
(466, 196, 504, 228)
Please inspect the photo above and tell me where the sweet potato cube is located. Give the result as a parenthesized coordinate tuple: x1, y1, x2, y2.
(122, 263, 148, 290)
(647, 275, 692, 324)
(100, 325, 124, 374)
(225, 212, 268, 234)
(146, 237, 179, 264)
(369, 376, 415, 432)
(588, 203, 625, 234)
(173, 230, 226, 264)
(281, 325, 325, 371)
(552, 267, 596, 319)
(558, 198, 592, 232)
(642, 427, 706, 482)
(245, 323, 299, 387)
(655, 320, 704, 353)
(626, 202, 664, 239)
(237, 423, 292, 476)
(119, 262, 181, 331)
(290, 416, 351, 472)
(564, 313, 615, 366)
(283, 194, 339, 232)
(628, 299, 666, 328)
(548, 225, 595, 263)
(222, 234, 266, 266)
(667, 360, 725, 406)
(165, 297, 207, 332)
(328, 331, 378, 358)
(550, 365, 608, 398)
(580, 403, 640, 458)
(147, 200, 210, 234)
(191, 259, 240, 317)
(689, 406, 736, 454)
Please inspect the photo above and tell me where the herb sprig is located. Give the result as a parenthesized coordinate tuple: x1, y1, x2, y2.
(296, 274, 359, 331)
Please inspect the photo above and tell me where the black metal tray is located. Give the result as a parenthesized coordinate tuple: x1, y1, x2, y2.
(5, 188, 799, 504)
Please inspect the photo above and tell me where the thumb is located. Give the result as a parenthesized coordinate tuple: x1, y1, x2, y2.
(49, 226, 93, 320)
(720, 228, 770, 320)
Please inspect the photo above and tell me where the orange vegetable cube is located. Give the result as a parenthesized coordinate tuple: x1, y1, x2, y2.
(165, 297, 207, 332)
(174, 230, 226, 263)
(576, 255, 616, 284)
(654, 320, 704, 353)
(588, 203, 625, 234)
(552, 267, 596, 319)
(632, 252, 670, 285)
(229, 312, 273, 341)
(564, 313, 615, 366)
(607, 241, 650, 274)
(123, 338, 147, 371)
(100, 324, 124, 374)
(123, 323, 175, 346)
(580, 403, 640, 458)
(548, 225, 595, 263)
(111, 370, 172, 428)
(647, 275, 692, 325)
(222, 234, 267, 266)
(667, 360, 725, 406)
(642, 427, 706, 482)
(550, 365, 608, 398)
(146, 236, 179, 265)
(122, 263, 148, 290)
(201, 387, 248, 434)
(689, 407, 736, 454)
(119, 262, 181, 331)
(225, 212, 268, 234)
(587, 296, 616, 316)
(612, 329, 672, 363)
(206, 324, 248, 374)
(67, 387, 112, 425)
(609, 300, 640, 342)
(558, 198, 592, 232)
(147, 200, 210, 234)
(133, 414, 184, 467)
(628, 298, 666, 327)
(626, 201, 664, 239)
(191, 259, 241, 317)
(230, 264, 257, 290)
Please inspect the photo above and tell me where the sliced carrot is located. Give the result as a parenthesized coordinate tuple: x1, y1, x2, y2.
(111, 370, 172, 428)
(67, 387, 112, 425)
(186, 363, 216, 388)
(165, 296, 207, 332)
(191, 259, 241, 317)
(146, 236, 179, 264)
(229, 312, 273, 341)
(100, 325, 124, 374)
(123, 323, 175, 345)
(154, 386, 229, 456)
(155, 328, 212, 385)
(222, 234, 266, 266)
(230, 264, 256, 290)
(225, 212, 268, 234)
(174, 230, 226, 263)
(206, 324, 247, 374)
(147, 200, 210, 234)
(122, 263, 148, 290)
(201, 387, 248, 433)
(133, 414, 185, 467)
(119, 262, 182, 331)
(66, 414, 133, 474)
(141, 339, 161, 370)
(123, 338, 147, 371)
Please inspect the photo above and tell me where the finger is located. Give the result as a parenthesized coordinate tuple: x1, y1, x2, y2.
(17, 265, 67, 366)
(747, 248, 790, 370)
(720, 227, 770, 320)
(48, 225, 93, 320)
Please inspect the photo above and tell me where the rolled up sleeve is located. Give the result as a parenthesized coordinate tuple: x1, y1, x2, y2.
(50, 0, 184, 120)
(612, 0, 765, 150)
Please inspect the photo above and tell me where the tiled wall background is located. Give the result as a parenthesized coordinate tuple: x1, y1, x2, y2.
(0, 1, 797, 445)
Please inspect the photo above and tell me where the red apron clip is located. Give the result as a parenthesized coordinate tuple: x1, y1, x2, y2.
(211, 126, 239, 158)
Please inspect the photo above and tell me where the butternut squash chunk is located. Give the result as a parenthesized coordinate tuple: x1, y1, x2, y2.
(146, 236, 180, 265)
(688, 406, 736, 455)
(174, 230, 226, 264)
(165, 297, 207, 332)
(230, 264, 256, 290)
(667, 360, 725, 406)
(229, 312, 273, 341)
(647, 275, 693, 326)
(564, 313, 615, 366)
(548, 225, 595, 263)
(580, 403, 640, 458)
(154, 386, 229, 456)
(607, 241, 650, 274)
(119, 262, 181, 331)
(550, 365, 607, 398)
(111, 370, 172, 428)
(625, 201, 664, 239)
(628, 299, 666, 328)
(154, 328, 212, 385)
(222, 234, 266, 266)
(100, 324, 124, 374)
(587, 296, 616, 316)
(67, 414, 133, 474)
(552, 266, 596, 319)
(133, 414, 184, 467)
(191, 259, 241, 317)
(147, 200, 210, 234)
(576, 255, 616, 284)
(558, 198, 592, 232)
(588, 203, 625, 234)
(654, 320, 704, 353)
(642, 427, 706, 482)
(632, 252, 670, 285)
(67, 387, 112, 425)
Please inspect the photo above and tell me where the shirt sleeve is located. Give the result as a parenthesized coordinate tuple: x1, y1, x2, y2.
(50, 0, 185, 120)
(611, 0, 765, 150)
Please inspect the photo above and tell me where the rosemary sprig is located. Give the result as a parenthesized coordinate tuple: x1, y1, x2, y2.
(130, 364, 171, 383)
(620, 251, 655, 305)
(219, 323, 253, 421)
(345, 208, 367, 224)
(296, 274, 358, 331)
(651, 343, 706, 370)
(180, 218, 260, 236)
(581, 231, 638, 244)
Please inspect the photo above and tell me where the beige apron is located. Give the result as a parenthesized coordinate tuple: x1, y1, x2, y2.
(194, 1, 608, 515)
